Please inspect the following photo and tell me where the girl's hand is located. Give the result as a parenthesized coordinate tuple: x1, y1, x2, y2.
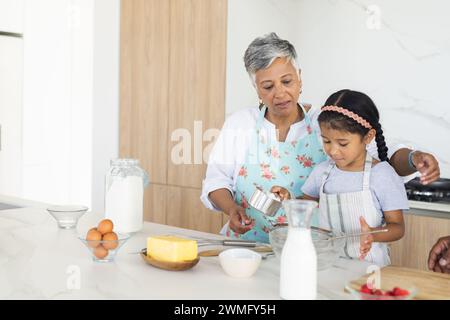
(270, 186, 291, 201)
(359, 216, 374, 260)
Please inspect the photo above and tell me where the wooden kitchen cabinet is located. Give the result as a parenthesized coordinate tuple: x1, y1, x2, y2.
(120, 0, 171, 185)
(144, 183, 227, 234)
(165, 185, 225, 233)
(167, 0, 227, 189)
(390, 212, 450, 271)
(120, 0, 227, 233)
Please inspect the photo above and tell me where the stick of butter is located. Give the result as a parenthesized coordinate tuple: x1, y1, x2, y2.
(147, 235, 198, 262)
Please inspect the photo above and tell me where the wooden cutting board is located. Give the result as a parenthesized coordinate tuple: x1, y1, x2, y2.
(198, 246, 273, 257)
(347, 265, 450, 300)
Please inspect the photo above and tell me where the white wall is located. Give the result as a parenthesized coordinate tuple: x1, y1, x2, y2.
(295, 0, 450, 178)
(22, 0, 93, 206)
(226, 0, 303, 116)
(227, 0, 450, 178)
(0, 36, 23, 197)
(0, 0, 24, 33)
(1, 0, 119, 211)
(91, 0, 120, 214)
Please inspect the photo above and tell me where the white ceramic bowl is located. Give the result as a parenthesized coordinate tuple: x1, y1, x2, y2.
(219, 248, 262, 278)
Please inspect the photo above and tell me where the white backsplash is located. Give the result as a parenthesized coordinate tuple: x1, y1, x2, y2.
(227, 0, 450, 178)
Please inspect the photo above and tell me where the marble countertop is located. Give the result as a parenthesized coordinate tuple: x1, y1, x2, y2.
(408, 200, 450, 215)
(0, 196, 372, 300)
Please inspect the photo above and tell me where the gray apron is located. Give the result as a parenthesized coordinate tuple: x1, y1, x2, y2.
(318, 153, 390, 266)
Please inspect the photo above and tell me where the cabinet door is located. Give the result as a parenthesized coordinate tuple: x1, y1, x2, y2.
(0, 35, 23, 196)
(120, 0, 171, 185)
(390, 213, 450, 270)
(0, 0, 24, 33)
(120, 0, 228, 233)
(167, 0, 227, 189)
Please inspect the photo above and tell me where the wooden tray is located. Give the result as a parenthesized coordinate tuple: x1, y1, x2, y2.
(346, 265, 450, 300)
(140, 249, 200, 271)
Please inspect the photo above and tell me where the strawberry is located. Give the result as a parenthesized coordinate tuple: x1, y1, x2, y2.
(373, 289, 383, 296)
(392, 287, 410, 296)
(360, 284, 372, 294)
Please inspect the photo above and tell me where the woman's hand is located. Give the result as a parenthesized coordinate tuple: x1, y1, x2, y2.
(412, 151, 440, 185)
(428, 236, 450, 273)
(359, 217, 374, 260)
(227, 204, 253, 234)
(270, 186, 291, 201)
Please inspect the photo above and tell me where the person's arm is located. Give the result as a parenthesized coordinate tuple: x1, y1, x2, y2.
(208, 188, 253, 234)
(201, 109, 258, 234)
(389, 149, 440, 185)
(359, 211, 405, 260)
(370, 210, 405, 242)
(367, 138, 440, 184)
(200, 111, 244, 211)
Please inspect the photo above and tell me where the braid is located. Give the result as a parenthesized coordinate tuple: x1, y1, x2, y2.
(374, 122, 389, 162)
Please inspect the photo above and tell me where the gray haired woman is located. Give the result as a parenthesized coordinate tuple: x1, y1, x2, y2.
(200, 32, 440, 243)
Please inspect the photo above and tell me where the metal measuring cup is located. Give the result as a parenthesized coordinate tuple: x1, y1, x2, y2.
(248, 187, 283, 217)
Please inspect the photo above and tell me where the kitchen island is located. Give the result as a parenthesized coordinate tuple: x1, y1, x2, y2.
(0, 196, 371, 300)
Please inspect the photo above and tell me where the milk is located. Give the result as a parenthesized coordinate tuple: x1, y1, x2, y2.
(105, 176, 144, 233)
(280, 228, 317, 300)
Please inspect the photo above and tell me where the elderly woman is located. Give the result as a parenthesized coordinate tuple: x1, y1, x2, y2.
(201, 33, 440, 243)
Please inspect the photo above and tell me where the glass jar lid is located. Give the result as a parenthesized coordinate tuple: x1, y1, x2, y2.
(110, 158, 140, 167)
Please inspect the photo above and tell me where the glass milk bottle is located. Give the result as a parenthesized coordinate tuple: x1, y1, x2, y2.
(280, 199, 318, 300)
(104, 159, 149, 233)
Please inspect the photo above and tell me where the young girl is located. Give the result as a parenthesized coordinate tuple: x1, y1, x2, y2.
(273, 89, 408, 266)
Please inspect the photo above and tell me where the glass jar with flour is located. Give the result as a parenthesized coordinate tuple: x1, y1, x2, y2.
(104, 159, 149, 233)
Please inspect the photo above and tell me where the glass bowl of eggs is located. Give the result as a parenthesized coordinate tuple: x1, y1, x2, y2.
(79, 219, 130, 262)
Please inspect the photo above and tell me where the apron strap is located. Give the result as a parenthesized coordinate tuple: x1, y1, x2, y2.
(362, 152, 373, 190)
(258, 103, 310, 129)
(298, 103, 311, 126)
(319, 161, 335, 194)
(255, 105, 268, 131)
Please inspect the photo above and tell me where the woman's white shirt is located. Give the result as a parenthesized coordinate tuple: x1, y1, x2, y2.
(200, 106, 412, 211)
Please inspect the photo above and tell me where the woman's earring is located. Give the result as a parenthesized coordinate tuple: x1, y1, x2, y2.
(259, 98, 264, 109)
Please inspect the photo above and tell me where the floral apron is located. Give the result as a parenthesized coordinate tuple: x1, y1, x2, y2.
(226, 104, 327, 243)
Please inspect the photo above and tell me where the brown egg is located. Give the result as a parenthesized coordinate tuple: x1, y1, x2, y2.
(97, 219, 114, 234)
(94, 245, 109, 259)
(86, 228, 102, 248)
(102, 232, 118, 250)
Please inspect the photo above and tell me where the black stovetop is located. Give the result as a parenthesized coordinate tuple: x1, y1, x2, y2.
(405, 178, 450, 203)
